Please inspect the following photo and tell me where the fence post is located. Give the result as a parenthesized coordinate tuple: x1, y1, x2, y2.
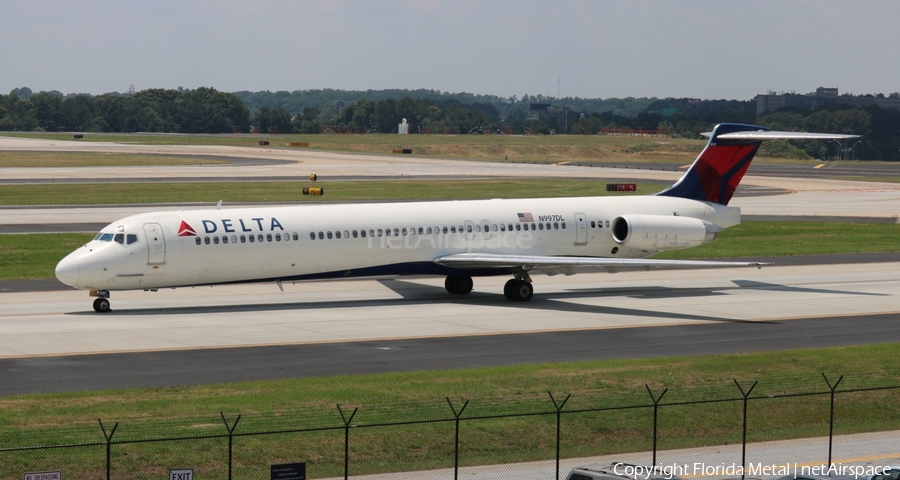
(98, 419, 118, 480)
(733, 379, 758, 480)
(446, 398, 470, 480)
(549, 392, 571, 480)
(220, 413, 242, 480)
(645, 385, 668, 467)
(822, 373, 843, 466)
(337, 404, 358, 480)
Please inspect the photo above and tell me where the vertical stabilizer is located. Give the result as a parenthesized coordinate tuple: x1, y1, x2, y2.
(656, 123, 766, 206)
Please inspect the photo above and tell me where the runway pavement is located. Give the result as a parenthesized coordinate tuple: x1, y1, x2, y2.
(1, 260, 898, 395)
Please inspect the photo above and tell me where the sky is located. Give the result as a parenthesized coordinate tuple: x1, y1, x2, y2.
(2, 0, 898, 101)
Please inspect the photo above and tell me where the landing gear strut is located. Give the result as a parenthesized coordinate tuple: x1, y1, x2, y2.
(92, 290, 111, 313)
(444, 275, 473, 295)
(503, 269, 534, 302)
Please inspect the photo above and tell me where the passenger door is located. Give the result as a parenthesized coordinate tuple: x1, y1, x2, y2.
(143, 223, 167, 265)
(574, 213, 588, 246)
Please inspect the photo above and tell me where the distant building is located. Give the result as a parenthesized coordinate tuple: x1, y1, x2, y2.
(756, 87, 900, 115)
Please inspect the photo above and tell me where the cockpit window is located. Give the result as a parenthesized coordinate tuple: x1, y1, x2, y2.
(127, 234, 139, 245)
(95, 233, 115, 242)
(114, 233, 125, 244)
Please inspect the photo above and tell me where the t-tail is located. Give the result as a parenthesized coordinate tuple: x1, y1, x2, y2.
(656, 123, 860, 206)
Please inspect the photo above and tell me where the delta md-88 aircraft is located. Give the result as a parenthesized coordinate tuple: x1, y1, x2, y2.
(55, 123, 858, 312)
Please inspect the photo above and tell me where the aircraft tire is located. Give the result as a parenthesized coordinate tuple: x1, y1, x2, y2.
(445, 275, 473, 295)
(504, 279, 533, 302)
(93, 298, 111, 313)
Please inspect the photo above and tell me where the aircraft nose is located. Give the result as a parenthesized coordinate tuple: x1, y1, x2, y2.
(55, 256, 80, 286)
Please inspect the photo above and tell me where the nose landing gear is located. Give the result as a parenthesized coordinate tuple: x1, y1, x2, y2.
(91, 290, 111, 313)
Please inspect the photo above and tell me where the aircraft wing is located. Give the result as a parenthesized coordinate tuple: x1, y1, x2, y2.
(434, 253, 772, 274)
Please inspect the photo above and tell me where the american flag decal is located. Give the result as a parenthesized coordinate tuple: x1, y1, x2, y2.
(517, 212, 534, 222)
(178, 220, 197, 237)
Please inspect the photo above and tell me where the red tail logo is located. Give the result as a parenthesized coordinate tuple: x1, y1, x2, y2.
(178, 221, 197, 237)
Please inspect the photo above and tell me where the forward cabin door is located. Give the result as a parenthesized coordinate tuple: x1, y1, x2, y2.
(143, 223, 167, 265)
(574, 213, 588, 246)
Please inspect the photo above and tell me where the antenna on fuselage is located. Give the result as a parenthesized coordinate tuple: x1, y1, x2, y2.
(215, 200, 222, 210)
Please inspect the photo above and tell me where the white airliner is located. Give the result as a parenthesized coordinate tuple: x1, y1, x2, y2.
(55, 123, 858, 312)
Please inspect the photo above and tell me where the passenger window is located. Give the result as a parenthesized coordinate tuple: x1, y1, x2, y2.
(442, 226, 448, 234)
(378, 229, 383, 237)
(515, 224, 521, 231)
(214, 236, 220, 244)
(561, 222, 566, 229)
(492, 224, 498, 232)
(222, 236, 228, 244)
(318, 232, 324, 240)
(591, 221, 596, 228)
(293, 233, 298, 240)
(344, 230, 350, 238)
(508, 224, 513, 231)
(467, 225, 473, 233)
(538, 223, 544, 230)
(241, 235, 246, 243)
(450, 226, 457, 234)
(205, 237, 211, 245)
(369, 229, 375, 237)
(394, 228, 400, 236)
(326, 232, 332, 239)
(500, 224, 506, 231)
(474, 225, 480, 233)
(385, 229, 391, 237)
(258, 234, 264, 242)
(232, 235, 237, 243)
(605, 221, 610, 228)
(266, 234, 272, 242)
(310, 232, 316, 240)
(127, 234, 138, 245)
(361, 230, 367, 238)
(401, 228, 407, 236)
(249, 235, 255, 243)
(418, 227, 424, 235)
(275, 233, 281, 241)
(195, 237, 201, 245)
(335, 231, 341, 239)
(114, 233, 125, 244)
(554, 222, 559, 229)
(352, 230, 358, 238)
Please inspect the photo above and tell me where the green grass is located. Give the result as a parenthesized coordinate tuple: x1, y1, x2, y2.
(0, 151, 229, 168)
(0, 179, 665, 205)
(1, 345, 899, 478)
(656, 221, 900, 258)
(0, 233, 92, 280)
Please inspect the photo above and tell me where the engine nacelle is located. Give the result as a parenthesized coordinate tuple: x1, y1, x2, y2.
(611, 214, 721, 252)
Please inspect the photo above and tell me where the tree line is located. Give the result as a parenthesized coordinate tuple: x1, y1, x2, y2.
(2, 87, 898, 160)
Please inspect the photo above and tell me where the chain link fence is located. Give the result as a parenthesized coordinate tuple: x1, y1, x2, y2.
(3, 375, 900, 480)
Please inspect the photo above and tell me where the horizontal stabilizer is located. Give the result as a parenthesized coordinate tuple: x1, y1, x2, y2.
(701, 130, 860, 140)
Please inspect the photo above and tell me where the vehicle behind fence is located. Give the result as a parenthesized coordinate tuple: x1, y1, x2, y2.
(3, 374, 899, 480)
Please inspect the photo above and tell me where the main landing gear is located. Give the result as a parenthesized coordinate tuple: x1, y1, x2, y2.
(503, 270, 533, 302)
(92, 290, 111, 313)
(444, 275, 473, 295)
(443, 270, 535, 302)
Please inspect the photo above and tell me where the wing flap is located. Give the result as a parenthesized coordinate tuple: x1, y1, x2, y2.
(434, 253, 772, 272)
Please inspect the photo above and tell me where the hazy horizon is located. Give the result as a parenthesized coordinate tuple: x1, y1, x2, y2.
(3, 1, 898, 101)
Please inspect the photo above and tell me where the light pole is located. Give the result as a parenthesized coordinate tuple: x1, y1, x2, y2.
(828, 139, 843, 161)
(850, 140, 862, 160)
